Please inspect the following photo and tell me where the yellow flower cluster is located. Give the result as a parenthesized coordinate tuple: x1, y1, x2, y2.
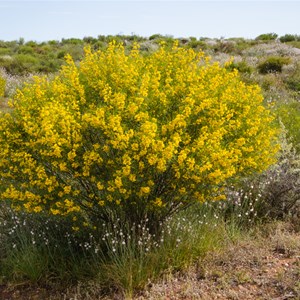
(0, 42, 279, 227)
(0, 75, 5, 97)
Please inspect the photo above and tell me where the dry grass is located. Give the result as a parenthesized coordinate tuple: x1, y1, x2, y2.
(1, 221, 299, 299)
(136, 221, 300, 300)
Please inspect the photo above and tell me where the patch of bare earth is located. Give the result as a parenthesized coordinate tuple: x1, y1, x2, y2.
(137, 222, 300, 300)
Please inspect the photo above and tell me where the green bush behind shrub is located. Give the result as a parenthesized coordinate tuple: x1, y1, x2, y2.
(255, 33, 278, 41)
(258, 56, 291, 74)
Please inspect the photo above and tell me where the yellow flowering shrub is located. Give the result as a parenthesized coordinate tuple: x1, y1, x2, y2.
(0, 75, 5, 97)
(0, 42, 278, 230)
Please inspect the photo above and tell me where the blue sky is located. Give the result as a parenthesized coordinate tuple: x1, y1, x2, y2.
(0, 1, 300, 42)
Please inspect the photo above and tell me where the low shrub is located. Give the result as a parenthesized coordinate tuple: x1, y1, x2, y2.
(2, 54, 39, 75)
(279, 34, 300, 43)
(187, 39, 207, 50)
(226, 60, 253, 74)
(284, 61, 300, 92)
(258, 56, 291, 74)
(277, 102, 300, 153)
(223, 127, 300, 224)
(286, 40, 300, 49)
(256, 131, 300, 220)
(18, 45, 34, 55)
(255, 33, 278, 41)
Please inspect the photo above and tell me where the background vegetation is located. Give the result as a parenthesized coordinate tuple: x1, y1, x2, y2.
(0, 32, 300, 299)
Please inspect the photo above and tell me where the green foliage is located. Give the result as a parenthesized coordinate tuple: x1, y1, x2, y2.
(0, 34, 295, 78)
(0, 48, 10, 55)
(83, 36, 98, 44)
(25, 40, 38, 47)
(36, 58, 61, 73)
(57, 49, 68, 59)
(0, 208, 99, 284)
(212, 40, 236, 54)
(286, 40, 300, 49)
(187, 39, 207, 50)
(61, 38, 84, 45)
(2, 54, 39, 75)
(286, 79, 300, 92)
(284, 62, 300, 92)
(18, 45, 34, 54)
(277, 102, 300, 153)
(279, 34, 300, 43)
(48, 40, 60, 46)
(255, 33, 278, 41)
(226, 60, 253, 74)
(149, 34, 164, 40)
(3, 245, 48, 283)
(258, 56, 291, 74)
(229, 38, 256, 54)
(18, 37, 25, 46)
(60, 44, 84, 61)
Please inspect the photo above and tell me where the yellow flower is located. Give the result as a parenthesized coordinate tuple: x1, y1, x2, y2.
(140, 186, 150, 195)
(0, 40, 279, 233)
(33, 206, 42, 213)
(98, 200, 105, 206)
(153, 197, 163, 207)
(97, 182, 104, 190)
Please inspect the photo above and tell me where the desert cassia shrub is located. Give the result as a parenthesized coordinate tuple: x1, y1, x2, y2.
(0, 42, 279, 233)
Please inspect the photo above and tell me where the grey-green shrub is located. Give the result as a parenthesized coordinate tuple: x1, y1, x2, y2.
(258, 56, 291, 74)
(279, 34, 300, 43)
(277, 102, 300, 153)
(255, 33, 278, 41)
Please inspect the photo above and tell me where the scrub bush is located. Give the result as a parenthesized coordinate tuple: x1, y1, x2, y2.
(284, 61, 300, 92)
(223, 126, 300, 226)
(277, 102, 300, 153)
(2, 54, 39, 75)
(255, 33, 278, 41)
(225, 60, 253, 74)
(258, 56, 291, 74)
(279, 34, 299, 43)
(0, 42, 278, 233)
